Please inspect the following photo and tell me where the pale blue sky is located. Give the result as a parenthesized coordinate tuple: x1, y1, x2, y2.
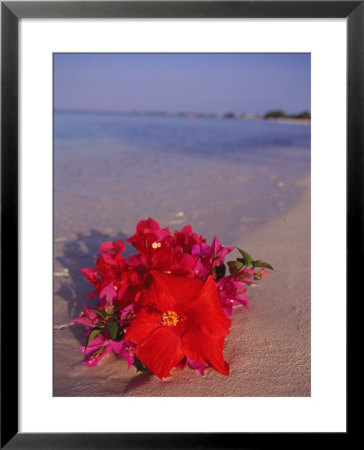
(54, 53, 310, 115)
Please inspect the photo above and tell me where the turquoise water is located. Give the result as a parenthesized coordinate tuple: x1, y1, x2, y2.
(54, 111, 310, 243)
(54, 111, 310, 162)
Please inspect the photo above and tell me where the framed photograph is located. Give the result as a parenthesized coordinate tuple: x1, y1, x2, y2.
(2, 1, 356, 448)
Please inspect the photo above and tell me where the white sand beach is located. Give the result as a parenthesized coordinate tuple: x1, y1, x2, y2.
(53, 175, 310, 397)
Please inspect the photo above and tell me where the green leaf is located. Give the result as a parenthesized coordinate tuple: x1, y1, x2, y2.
(252, 260, 274, 270)
(85, 328, 101, 349)
(105, 314, 118, 320)
(106, 321, 118, 340)
(237, 248, 253, 267)
(227, 260, 244, 275)
(134, 356, 150, 373)
(91, 308, 106, 318)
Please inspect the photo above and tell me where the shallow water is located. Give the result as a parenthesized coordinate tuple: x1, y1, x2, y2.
(54, 111, 310, 245)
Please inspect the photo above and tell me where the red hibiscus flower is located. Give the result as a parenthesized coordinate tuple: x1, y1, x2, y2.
(125, 271, 231, 379)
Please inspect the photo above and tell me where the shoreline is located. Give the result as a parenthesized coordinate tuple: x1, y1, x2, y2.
(55, 109, 310, 125)
(53, 175, 310, 397)
(264, 117, 310, 125)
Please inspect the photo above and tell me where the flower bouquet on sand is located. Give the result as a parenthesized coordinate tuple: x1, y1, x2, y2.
(73, 218, 273, 379)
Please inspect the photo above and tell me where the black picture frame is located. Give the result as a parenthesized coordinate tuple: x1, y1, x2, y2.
(1, 1, 356, 448)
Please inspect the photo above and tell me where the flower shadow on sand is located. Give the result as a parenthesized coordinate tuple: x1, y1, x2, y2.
(55, 229, 132, 345)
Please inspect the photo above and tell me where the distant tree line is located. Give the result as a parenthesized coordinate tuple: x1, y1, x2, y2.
(264, 110, 311, 120)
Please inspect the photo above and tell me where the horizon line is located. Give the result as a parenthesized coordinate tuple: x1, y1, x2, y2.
(54, 108, 311, 117)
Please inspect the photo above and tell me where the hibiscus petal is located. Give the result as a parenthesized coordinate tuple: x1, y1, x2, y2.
(125, 309, 161, 345)
(139, 273, 176, 312)
(136, 327, 184, 379)
(149, 271, 204, 312)
(183, 276, 231, 337)
(182, 326, 229, 376)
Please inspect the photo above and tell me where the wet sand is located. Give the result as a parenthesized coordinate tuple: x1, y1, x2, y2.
(53, 176, 310, 397)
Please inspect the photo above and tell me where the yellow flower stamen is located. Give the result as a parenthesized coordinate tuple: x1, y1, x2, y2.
(161, 310, 180, 327)
(152, 242, 162, 249)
